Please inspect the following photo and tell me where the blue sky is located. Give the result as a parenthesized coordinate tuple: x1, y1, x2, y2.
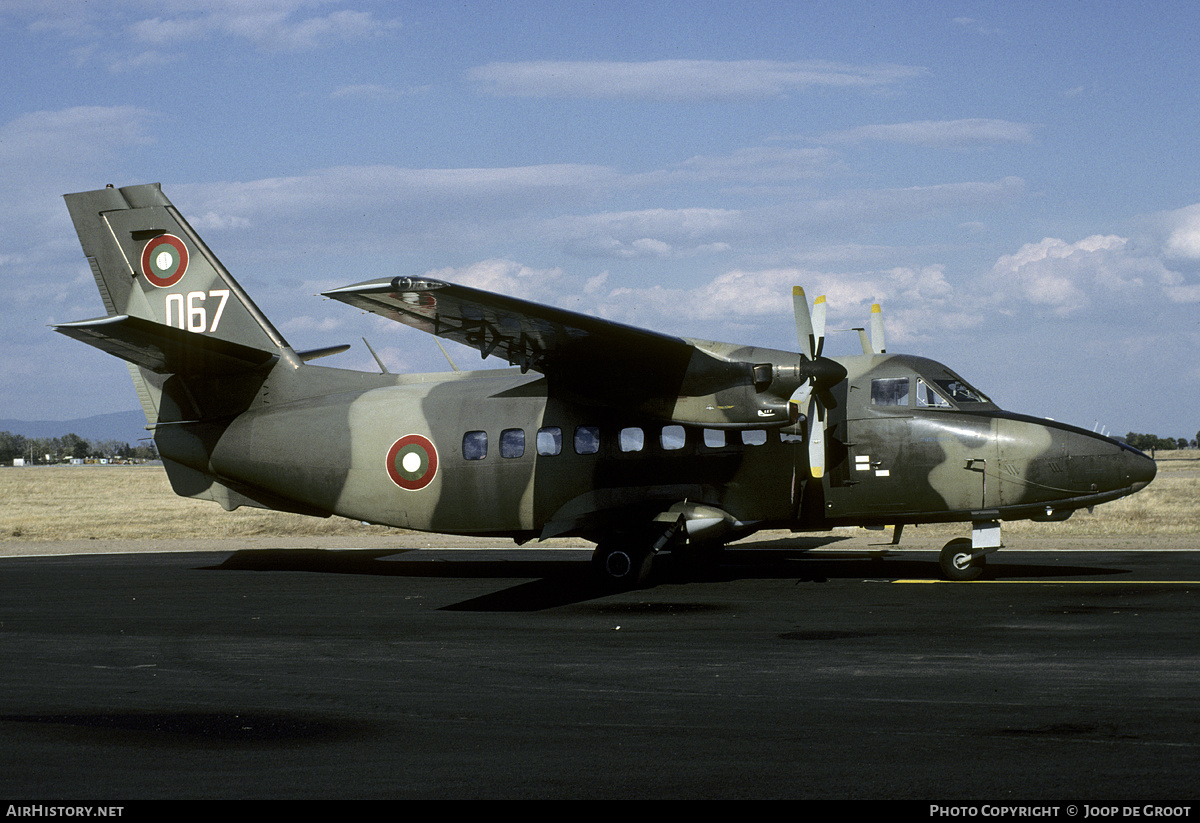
(2, 1, 1198, 440)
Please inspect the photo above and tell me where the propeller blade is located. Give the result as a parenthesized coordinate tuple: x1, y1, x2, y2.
(789, 382, 812, 410)
(808, 397, 825, 478)
(869, 303, 886, 354)
(792, 286, 815, 360)
(811, 295, 827, 357)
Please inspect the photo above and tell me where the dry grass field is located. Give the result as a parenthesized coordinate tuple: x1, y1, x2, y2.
(2, 452, 1196, 543)
(0, 465, 397, 542)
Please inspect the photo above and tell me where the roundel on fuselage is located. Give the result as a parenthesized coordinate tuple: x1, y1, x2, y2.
(386, 434, 439, 490)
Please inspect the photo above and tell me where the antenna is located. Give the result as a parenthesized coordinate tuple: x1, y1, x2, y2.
(362, 338, 389, 374)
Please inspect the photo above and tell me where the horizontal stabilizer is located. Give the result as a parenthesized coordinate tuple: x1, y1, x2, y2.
(53, 314, 278, 375)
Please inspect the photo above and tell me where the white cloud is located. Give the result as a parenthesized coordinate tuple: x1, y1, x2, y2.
(546, 208, 742, 259)
(1162, 203, 1200, 261)
(796, 177, 1026, 228)
(990, 235, 1129, 314)
(818, 119, 1038, 147)
(987, 227, 1200, 317)
(127, 2, 399, 50)
(469, 59, 926, 101)
(0, 106, 155, 168)
(16, 1, 400, 67)
(666, 146, 844, 182)
(588, 263, 965, 350)
(422, 259, 566, 305)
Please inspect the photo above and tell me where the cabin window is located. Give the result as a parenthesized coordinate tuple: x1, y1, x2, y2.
(741, 429, 767, 446)
(619, 427, 645, 452)
(463, 430, 488, 460)
(871, 377, 910, 406)
(661, 425, 686, 451)
(574, 425, 600, 455)
(916, 379, 951, 408)
(703, 429, 726, 448)
(500, 428, 525, 458)
(537, 426, 562, 456)
(779, 431, 804, 444)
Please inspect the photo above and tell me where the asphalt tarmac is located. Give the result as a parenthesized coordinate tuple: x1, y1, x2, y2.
(1, 541, 1198, 800)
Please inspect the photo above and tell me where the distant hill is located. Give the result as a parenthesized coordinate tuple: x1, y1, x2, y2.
(0, 410, 148, 446)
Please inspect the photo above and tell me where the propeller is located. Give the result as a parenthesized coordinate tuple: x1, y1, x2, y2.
(853, 303, 886, 354)
(789, 287, 847, 479)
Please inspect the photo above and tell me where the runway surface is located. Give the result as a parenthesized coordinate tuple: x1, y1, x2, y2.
(1, 542, 1198, 800)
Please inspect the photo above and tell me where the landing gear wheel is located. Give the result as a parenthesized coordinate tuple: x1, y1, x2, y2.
(592, 543, 653, 589)
(939, 537, 985, 581)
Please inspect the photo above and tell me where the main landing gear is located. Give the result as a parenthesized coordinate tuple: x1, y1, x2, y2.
(591, 517, 686, 590)
(591, 542, 654, 589)
(937, 519, 1002, 581)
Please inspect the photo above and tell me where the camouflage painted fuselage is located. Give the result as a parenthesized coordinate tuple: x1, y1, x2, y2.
(156, 347, 1154, 544)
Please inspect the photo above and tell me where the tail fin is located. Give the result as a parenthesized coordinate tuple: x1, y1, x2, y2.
(56, 183, 298, 426)
(56, 184, 322, 514)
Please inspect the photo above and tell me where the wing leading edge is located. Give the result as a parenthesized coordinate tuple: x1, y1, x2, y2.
(324, 277, 796, 427)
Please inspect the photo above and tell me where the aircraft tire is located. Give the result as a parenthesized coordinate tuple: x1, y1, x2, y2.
(592, 543, 653, 589)
(939, 538, 985, 581)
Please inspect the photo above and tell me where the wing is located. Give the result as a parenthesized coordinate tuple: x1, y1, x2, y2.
(324, 277, 793, 426)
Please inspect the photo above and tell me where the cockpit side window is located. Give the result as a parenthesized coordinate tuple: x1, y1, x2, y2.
(871, 377, 910, 406)
(916, 378, 952, 408)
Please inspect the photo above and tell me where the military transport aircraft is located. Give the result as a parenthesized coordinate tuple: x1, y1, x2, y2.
(56, 183, 1156, 585)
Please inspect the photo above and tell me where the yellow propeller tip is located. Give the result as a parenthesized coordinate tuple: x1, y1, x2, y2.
(793, 286, 805, 296)
(814, 295, 826, 305)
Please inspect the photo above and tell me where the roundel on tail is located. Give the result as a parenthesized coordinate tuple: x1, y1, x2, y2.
(141, 234, 189, 288)
(386, 434, 439, 490)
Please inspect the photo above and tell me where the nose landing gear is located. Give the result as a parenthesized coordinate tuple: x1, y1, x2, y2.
(939, 538, 986, 581)
(938, 519, 1002, 581)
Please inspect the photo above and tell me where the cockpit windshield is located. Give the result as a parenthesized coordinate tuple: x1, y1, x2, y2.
(933, 378, 988, 404)
(871, 370, 992, 410)
(916, 376, 990, 408)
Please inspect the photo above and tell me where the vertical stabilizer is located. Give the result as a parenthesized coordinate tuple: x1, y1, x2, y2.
(62, 183, 292, 355)
(59, 184, 300, 428)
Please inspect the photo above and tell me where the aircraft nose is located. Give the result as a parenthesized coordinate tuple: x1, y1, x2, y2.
(1122, 444, 1156, 493)
(1060, 430, 1157, 500)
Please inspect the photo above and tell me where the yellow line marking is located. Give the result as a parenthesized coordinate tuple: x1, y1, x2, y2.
(893, 579, 1200, 584)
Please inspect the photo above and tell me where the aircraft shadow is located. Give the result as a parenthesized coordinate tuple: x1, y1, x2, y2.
(200, 546, 1131, 612)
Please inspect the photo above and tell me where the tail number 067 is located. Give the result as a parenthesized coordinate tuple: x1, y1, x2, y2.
(165, 289, 230, 333)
